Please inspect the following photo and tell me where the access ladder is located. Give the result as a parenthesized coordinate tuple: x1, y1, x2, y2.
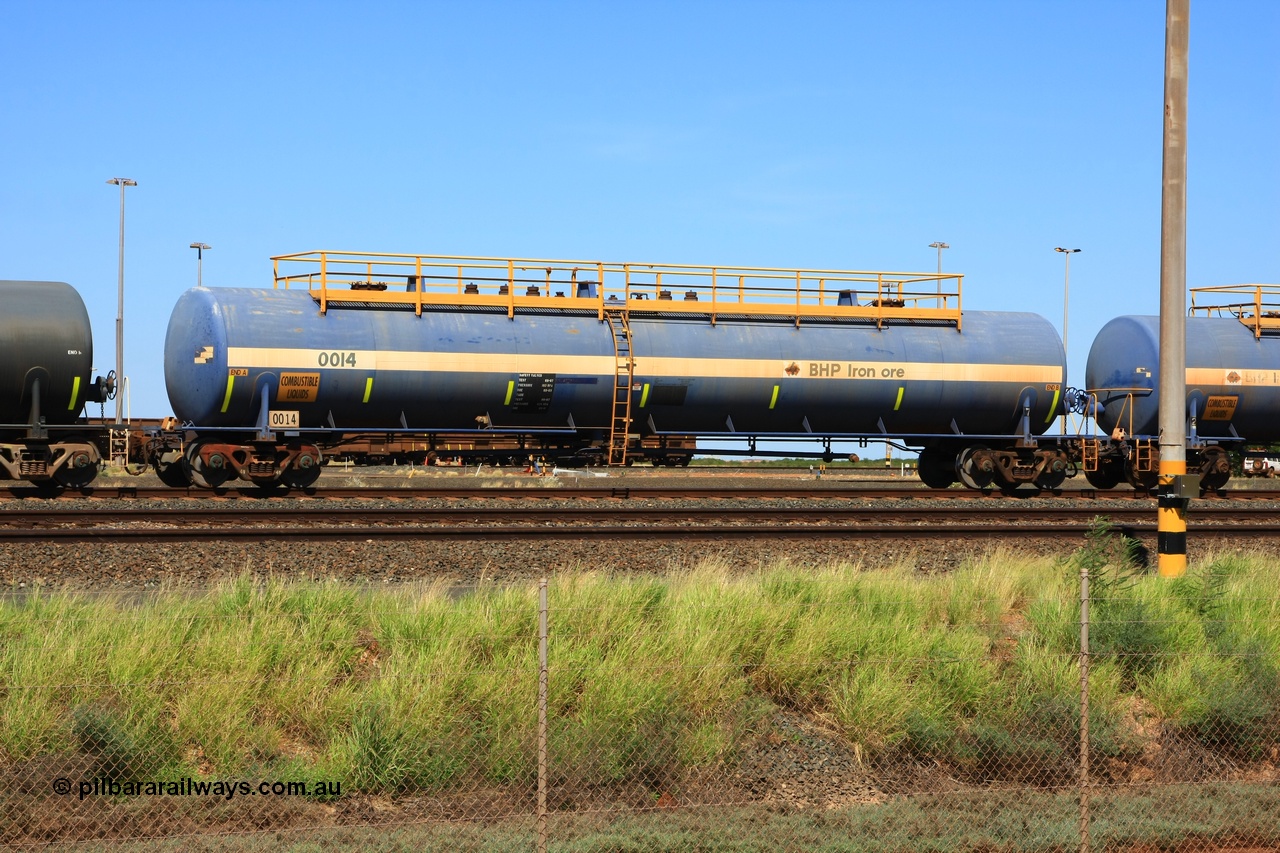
(604, 309, 635, 465)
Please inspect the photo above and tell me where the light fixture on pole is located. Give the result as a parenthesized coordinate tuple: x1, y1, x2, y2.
(106, 178, 137, 426)
(190, 243, 211, 287)
(1055, 247, 1081, 433)
(928, 242, 949, 294)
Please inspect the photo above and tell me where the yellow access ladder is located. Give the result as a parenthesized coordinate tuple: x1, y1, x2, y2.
(604, 309, 634, 465)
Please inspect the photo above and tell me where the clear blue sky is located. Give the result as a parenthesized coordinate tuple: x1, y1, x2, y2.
(2, 1, 1276, 426)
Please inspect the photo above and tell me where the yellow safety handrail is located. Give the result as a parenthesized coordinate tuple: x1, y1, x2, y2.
(271, 250, 965, 330)
(1189, 283, 1280, 339)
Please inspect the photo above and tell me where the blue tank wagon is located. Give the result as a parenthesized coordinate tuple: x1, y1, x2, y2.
(1086, 284, 1280, 491)
(162, 251, 1069, 490)
(0, 280, 113, 487)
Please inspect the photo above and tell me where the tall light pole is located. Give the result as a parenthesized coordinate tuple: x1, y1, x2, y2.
(928, 242, 949, 294)
(1055, 247, 1081, 434)
(106, 178, 137, 425)
(190, 243, 211, 287)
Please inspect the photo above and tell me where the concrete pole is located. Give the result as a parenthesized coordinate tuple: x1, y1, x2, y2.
(1158, 0, 1190, 578)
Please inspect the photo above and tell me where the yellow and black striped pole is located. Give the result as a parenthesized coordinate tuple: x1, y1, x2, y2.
(1157, 460, 1188, 578)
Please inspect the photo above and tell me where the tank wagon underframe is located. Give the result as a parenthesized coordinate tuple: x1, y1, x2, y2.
(155, 251, 1071, 490)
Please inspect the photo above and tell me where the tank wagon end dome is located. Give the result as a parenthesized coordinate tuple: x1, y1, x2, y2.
(165, 286, 233, 424)
(0, 280, 97, 425)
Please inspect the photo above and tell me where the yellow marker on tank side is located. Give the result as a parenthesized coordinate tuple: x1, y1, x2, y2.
(769, 385, 779, 409)
(220, 375, 235, 413)
(640, 383, 650, 407)
(67, 376, 81, 410)
(894, 386, 904, 411)
(1045, 388, 1060, 424)
(363, 377, 373, 403)
(504, 380, 515, 406)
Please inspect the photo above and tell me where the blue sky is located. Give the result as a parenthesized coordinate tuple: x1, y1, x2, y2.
(2, 0, 1276, 428)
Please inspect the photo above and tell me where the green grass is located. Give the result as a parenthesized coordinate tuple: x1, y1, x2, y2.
(2, 542, 1279, 846)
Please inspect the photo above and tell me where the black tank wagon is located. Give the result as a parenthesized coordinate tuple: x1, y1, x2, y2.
(0, 280, 113, 487)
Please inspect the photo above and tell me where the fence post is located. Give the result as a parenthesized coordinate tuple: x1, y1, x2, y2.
(537, 578, 549, 853)
(1079, 563, 1091, 853)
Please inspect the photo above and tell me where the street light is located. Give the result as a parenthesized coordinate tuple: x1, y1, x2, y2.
(190, 243, 211, 287)
(928, 242, 949, 294)
(1055, 247, 1081, 433)
(106, 177, 137, 426)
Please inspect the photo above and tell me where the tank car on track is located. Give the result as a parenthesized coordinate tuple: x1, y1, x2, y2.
(0, 280, 113, 487)
(1084, 284, 1280, 492)
(157, 251, 1071, 491)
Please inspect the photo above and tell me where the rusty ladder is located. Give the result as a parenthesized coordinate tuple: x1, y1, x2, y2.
(1080, 438, 1100, 472)
(1132, 439, 1158, 474)
(604, 309, 635, 465)
(109, 427, 130, 468)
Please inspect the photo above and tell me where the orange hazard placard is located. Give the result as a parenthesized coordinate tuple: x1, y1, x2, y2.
(277, 372, 321, 403)
(1202, 395, 1238, 421)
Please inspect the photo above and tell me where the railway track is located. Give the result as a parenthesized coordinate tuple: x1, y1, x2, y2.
(6, 485, 1280, 502)
(0, 503, 1274, 543)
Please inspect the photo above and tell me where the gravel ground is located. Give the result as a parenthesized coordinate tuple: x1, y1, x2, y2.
(4, 469, 1278, 842)
(4, 467, 1280, 590)
(0, 519, 1053, 589)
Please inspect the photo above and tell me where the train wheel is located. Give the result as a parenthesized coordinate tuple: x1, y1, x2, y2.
(53, 462, 97, 490)
(1035, 468, 1067, 491)
(183, 441, 233, 489)
(1196, 447, 1231, 491)
(154, 451, 193, 488)
(1084, 458, 1123, 490)
(280, 452, 322, 489)
(1123, 463, 1158, 492)
(916, 448, 956, 488)
(956, 446, 995, 490)
(53, 441, 99, 490)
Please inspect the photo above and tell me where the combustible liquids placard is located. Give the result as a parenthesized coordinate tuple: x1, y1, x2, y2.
(278, 373, 321, 403)
(1202, 395, 1239, 421)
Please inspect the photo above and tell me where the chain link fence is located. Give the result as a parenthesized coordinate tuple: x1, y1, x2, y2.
(2, 542, 1278, 850)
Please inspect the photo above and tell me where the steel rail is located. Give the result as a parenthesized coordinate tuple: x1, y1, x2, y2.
(0, 504, 1275, 529)
(8, 485, 1276, 502)
(0, 523, 1273, 544)
(0, 511, 1277, 543)
(5, 483, 1280, 503)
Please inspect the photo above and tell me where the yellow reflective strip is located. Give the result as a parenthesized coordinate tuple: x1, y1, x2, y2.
(220, 375, 235, 413)
(1045, 388, 1060, 424)
(640, 383, 650, 407)
(769, 385, 779, 409)
(363, 377, 373, 403)
(894, 386, 904, 411)
(504, 380, 514, 405)
(67, 376, 81, 410)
